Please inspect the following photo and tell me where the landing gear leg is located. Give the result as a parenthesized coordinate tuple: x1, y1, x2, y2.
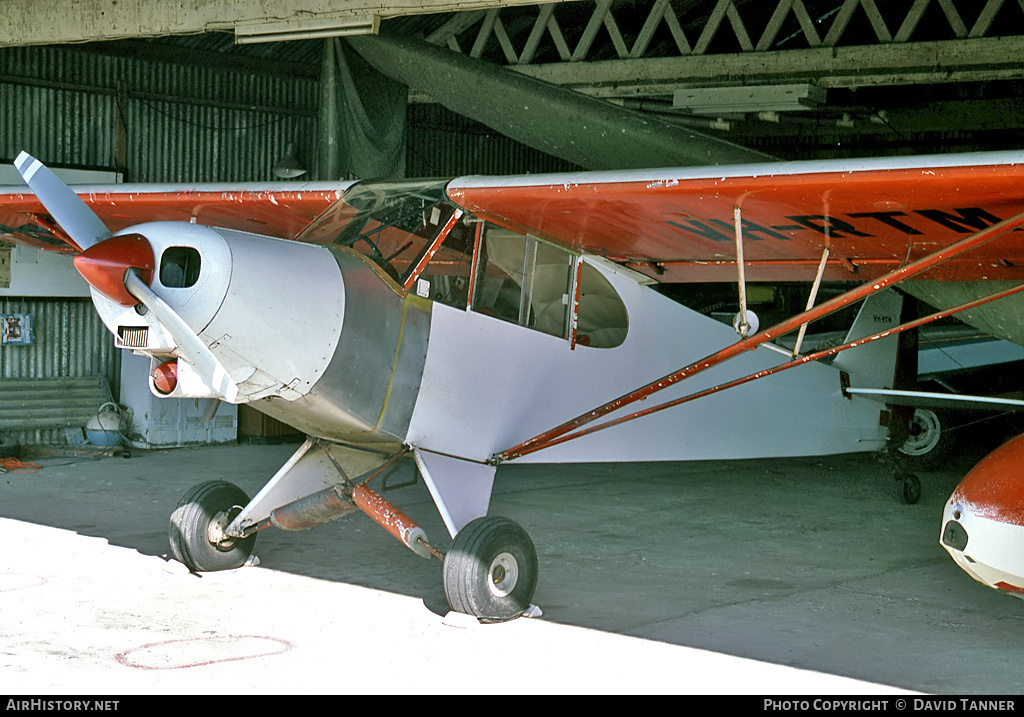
(169, 481, 257, 572)
(443, 516, 538, 622)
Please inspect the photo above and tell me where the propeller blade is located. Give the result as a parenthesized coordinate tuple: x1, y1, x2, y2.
(201, 399, 221, 423)
(14, 151, 112, 251)
(124, 270, 239, 403)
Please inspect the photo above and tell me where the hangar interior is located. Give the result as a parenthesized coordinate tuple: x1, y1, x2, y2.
(3, 0, 1024, 450)
(8, 1, 1024, 695)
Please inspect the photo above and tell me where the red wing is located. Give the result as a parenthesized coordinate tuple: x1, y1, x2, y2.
(446, 153, 1024, 282)
(0, 184, 346, 252)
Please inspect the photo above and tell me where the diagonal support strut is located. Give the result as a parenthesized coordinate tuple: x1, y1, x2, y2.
(494, 210, 1024, 463)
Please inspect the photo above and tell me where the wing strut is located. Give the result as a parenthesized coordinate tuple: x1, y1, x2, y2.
(733, 206, 753, 338)
(494, 210, 1024, 464)
(792, 247, 831, 358)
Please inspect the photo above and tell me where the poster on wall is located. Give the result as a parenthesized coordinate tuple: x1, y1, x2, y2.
(1, 314, 32, 345)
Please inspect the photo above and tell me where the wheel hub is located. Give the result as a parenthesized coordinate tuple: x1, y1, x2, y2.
(488, 552, 519, 598)
(901, 409, 942, 456)
(206, 509, 238, 551)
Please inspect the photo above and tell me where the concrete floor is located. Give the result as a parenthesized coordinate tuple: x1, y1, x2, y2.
(1, 438, 1021, 695)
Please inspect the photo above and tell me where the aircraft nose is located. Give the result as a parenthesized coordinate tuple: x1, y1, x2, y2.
(938, 433, 1024, 595)
(73, 233, 155, 306)
(950, 432, 1024, 528)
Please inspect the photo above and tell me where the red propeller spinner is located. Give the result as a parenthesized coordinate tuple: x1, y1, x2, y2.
(73, 234, 155, 306)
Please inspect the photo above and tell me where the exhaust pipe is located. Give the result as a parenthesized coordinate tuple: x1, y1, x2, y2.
(269, 485, 357, 531)
(258, 482, 440, 561)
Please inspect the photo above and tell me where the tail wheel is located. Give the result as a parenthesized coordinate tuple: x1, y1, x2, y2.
(900, 473, 922, 504)
(443, 516, 538, 622)
(169, 481, 256, 572)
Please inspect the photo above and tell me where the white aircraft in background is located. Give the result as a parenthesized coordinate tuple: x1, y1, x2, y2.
(6, 150, 1024, 619)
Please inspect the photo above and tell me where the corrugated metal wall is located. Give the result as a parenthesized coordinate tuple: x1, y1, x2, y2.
(0, 59, 117, 170)
(0, 44, 319, 182)
(1, 44, 575, 183)
(0, 297, 120, 445)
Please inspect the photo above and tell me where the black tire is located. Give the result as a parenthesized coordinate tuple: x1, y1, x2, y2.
(900, 473, 922, 505)
(897, 408, 956, 471)
(0, 436, 21, 459)
(443, 516, 538, 621)
(169, 481, 256, 572)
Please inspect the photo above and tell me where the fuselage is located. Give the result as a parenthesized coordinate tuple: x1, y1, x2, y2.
(85, 179, 899, 466)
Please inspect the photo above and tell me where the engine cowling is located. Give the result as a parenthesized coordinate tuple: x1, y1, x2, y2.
(86, 221, 429, 444)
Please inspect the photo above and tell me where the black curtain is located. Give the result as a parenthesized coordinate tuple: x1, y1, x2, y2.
(318, 37, 406, 181)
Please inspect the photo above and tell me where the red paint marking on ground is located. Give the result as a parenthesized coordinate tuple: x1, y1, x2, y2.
(114, 635, 292, 670)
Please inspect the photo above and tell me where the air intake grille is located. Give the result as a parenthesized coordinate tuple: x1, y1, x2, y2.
(117, 326, 149, 348)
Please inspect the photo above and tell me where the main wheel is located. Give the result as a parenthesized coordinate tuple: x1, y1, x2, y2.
(169, 481, 257, 572)
(443, 516, 538, 621)
(897, 408, 956, 470)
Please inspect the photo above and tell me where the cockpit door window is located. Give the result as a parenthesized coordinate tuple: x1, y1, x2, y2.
(523, 238, 574, 338)
(469, 224, 573, 340)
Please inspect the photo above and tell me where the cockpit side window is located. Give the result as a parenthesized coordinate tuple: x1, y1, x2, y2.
(470, 223, 628, 347)
(576, 262, 628, 348)
(470, 226, 571, 339)
(471, 225, 530, 326)
(524, 239, 574, 338)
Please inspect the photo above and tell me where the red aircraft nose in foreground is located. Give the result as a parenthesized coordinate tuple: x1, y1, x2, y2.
(942, 433, 1024, 597)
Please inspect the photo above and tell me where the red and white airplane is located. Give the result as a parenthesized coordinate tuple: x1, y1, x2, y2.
(5, 149, 1024, 618)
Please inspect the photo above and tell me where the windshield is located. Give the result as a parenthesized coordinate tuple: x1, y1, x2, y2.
(295, 179, 453, 282)
(297, 178, 628, 348)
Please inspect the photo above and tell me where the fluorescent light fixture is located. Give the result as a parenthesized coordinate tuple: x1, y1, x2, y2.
(235, 15, 379, 44)
(272, 144, 307, 179)
(673, 83, 825, 114)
